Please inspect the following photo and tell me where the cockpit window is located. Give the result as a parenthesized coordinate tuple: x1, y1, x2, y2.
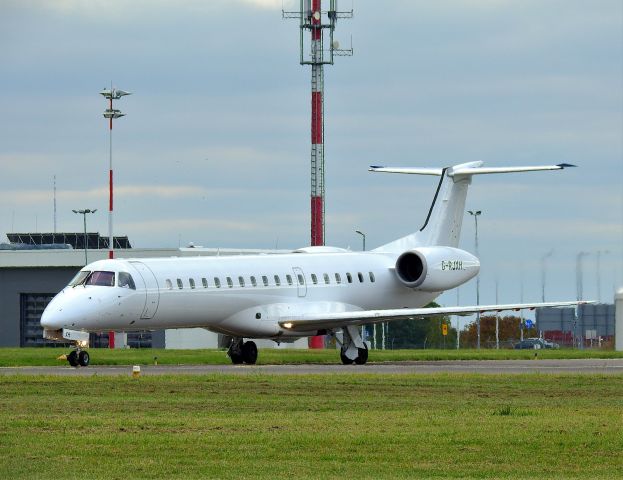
(118, 272, 136, 290)
(69, 270, 91, 286)
(85, 271, 115, 287)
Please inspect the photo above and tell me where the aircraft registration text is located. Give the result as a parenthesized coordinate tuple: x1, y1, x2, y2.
(441, 260, 465, 271)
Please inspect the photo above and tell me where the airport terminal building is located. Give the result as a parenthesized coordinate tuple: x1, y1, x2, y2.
(0, 233, 300, 349)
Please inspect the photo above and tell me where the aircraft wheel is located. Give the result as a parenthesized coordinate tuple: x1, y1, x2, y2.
(242, 341, 258, 365)
(78, 350, 90, 367)
(354, 345, 369, 365)
(230, 353, 244, 364)
(340, 350, 354, 365)
(67, 350, 79, 367)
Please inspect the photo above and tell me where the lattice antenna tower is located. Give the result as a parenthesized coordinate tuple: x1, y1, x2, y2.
(283, 0, 353, 246)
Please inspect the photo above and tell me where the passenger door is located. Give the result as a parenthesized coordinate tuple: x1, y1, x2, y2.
(129, 261, 160, 319)
(292, 267, 307, 298)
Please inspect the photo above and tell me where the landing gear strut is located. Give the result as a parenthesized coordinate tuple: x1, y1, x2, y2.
(67, 348, 90, 367)
(227, 339, 258, 365)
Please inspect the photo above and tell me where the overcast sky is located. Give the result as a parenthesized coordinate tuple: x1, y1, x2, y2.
(1, 0, 622, 308)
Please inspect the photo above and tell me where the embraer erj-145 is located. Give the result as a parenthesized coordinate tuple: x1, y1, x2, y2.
(41, 161, 589, 366)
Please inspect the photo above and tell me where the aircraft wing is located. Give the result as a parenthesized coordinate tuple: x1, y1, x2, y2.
(278, 300, 593, 332)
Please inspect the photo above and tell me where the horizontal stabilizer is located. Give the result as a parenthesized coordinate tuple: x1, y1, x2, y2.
(369, 166, 443, 175)
(370, 163, 575, 177)
(450, 164, 575, 177)
(279, 300, 593, 332)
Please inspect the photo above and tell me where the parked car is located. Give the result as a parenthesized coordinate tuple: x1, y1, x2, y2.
(514, 339, 545, 349)
(542, 339, 560, 349)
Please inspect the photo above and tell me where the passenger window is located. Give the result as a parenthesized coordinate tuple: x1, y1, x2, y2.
(369, 272, 375, 283)
(358, 272, 364, 283)
(165, 279, 173, 290)
(86, 271, 115, 287)
(262, 276, 269, 286)
(323, 273, 330, 284)
(286, 275, 293, 286)
(227, 277, 233, 288)
(335, 273, 341, 284)
(118, 272, 136, 290)
(238, 276, 245, 287)
(189, 278, 195, 289)
(274, 275, 281, 286)
(250, 276, 257, 287)
(297, 274, 304, 285)
(311, 274, 318, 284)
(346, 273, 352, 284)
(214, 277, 221, 288)
(202, 277, 208, 288)
(177, 279, 183, 289)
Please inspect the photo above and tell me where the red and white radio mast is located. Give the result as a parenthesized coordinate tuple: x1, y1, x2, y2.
(284, 0, 353, 247)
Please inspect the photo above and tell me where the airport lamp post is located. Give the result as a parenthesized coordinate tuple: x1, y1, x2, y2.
(355, 230, 366, 252)
(100, 85, 131, 260)
(356, 229, 375, 348)
(595, 250, 610, 303)
(576, 251, 589, 301)
(72, 209, 97, 265)
(541, 249, 554, 302)
(468, 210, 482, 349)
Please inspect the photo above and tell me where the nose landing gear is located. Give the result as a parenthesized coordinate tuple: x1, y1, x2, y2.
(227, 338, 258, 365)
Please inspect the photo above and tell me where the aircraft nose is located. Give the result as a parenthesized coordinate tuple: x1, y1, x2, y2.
(41, 303, 64, 330)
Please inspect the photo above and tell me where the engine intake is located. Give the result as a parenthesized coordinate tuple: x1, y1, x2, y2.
(395, 250, 427, 288)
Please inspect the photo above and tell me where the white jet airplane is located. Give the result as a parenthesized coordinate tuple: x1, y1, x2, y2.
(41, 161, 588, 367)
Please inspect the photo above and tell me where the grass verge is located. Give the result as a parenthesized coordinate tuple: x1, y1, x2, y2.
(0, 347, 622, 367)
(0, 373, 621, 479)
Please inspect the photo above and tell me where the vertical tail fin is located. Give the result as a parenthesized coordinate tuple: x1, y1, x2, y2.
(370, 162, 574, 253)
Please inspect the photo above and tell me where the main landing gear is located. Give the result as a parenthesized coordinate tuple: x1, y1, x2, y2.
(67, 348, 90, 367)
(340, 344, 368, 365)
(227, 338, 258, 365)
(337, 325, 369, 365)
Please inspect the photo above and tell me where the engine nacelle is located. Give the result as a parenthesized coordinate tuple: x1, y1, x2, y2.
(395, 246, 480, 292)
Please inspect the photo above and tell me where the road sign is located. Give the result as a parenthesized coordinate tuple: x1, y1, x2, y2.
(525, 319, 533, 329)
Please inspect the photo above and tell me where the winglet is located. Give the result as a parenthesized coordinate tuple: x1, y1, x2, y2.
(556, 163, 577, 168)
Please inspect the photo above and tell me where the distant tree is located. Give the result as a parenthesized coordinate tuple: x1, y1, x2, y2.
(461, 315, 538, 348)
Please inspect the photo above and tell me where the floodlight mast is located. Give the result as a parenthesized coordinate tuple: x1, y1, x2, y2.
(100, 84, 131, 260)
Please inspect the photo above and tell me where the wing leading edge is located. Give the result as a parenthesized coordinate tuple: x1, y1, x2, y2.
(279, 301, 593, 333)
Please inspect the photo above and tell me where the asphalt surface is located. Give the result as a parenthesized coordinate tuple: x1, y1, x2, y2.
(1, 359, 622, 376)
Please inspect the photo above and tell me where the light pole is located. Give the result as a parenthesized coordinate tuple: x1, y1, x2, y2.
(541, 249, 554, 302)
(576, 251, 589, 301)
(72, 209, 97, 265)
(468, 210, 481, 349)
(355, 230, 366, 252)
(356, 230, 379, 348)
(495, 278, 499, 350)
(596, 250, 610, 303)
(100, 85, 131, 260)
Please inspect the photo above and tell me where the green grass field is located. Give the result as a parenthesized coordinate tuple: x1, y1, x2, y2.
(0, 374, 621, 479)
(1, 347, 622, 367)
